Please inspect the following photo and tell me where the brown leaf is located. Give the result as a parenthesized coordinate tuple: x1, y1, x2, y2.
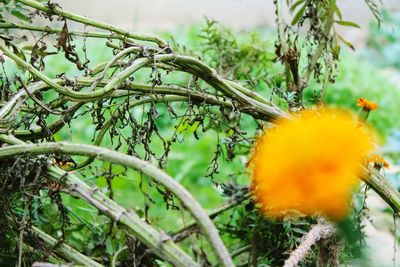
(56, 21, 69, 50)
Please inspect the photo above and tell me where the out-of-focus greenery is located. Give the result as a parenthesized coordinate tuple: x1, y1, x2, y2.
(365, 10, 400, 69)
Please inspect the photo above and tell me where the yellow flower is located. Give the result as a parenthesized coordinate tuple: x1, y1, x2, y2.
(249, 109, 374, 220)
(357, 98, 378, 111)
(367, 155, 390, 169)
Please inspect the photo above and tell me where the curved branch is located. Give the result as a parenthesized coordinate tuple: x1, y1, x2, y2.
(88, 46, 142, 91)
(0, 40, 283, 120)
(2, 77, 265, 140)
(32, 226, 104, 267)
(0, 43, 170, 101)
(0, 135, 199, 267)
(0, 141, 235, 267)
(52, 166, 200, 267)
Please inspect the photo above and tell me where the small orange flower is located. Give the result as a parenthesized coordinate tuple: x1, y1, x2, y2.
(357, 98, 378, 111)
(367, 155, 390, 169)
(249, 109, 374, 220)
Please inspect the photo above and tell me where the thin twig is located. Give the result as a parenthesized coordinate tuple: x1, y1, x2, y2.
(17, 76, 61, 115)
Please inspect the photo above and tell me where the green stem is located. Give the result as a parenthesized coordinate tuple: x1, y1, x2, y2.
(111, 246, 128, 267)
(0, 42, 173, 101)
(88, 46, 142, 91)
(362, 166, 400, 213)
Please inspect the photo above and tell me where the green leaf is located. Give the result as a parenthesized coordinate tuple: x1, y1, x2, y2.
(292, 228, 307, 235)
(338, 34, 355, 51)
(10, 9, 31, 23)
(6, 42, 27, 73)
(334, 3, 343, 20)
(291, 4, 306, 26)
(105, 237, 114, 255)
(335, 20, 361, 29)
(289, 0, 306, 14)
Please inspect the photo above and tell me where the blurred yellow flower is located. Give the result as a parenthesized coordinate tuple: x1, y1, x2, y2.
(249, 109, 374, 220)
(357, 98, 378, 111)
